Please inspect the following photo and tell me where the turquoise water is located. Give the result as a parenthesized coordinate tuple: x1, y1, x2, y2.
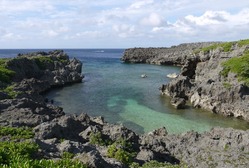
(1, 49, 248, 134)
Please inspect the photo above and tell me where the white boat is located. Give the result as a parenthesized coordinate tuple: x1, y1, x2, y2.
(141, 74, 147, 78)
(167, 73, 178, 79)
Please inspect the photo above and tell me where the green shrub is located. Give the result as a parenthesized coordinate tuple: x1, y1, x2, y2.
(0, 59, 15, 83)
(0, 126, 34, 139)
(89, 131, 111, 146)
(201, 44, 219, 53)
(200, 42, 233, 54)
(238, 39, 249, 47)
(198, 39, 249, 55)
(62, 152, 74, 159)
(221, 51, 249, 86)
(130, 160, 185, 168)
(220, 42, 234, 52)
(0, 126, 88, 168)
(0, 141, 39, 166)
(33, 56, 53, 70)
(107, 139, 136, 165)
(0, 85, 21, 99)
(0, 141, 88, 168)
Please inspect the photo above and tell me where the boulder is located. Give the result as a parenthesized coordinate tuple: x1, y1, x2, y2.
(170, 97, 186, 109)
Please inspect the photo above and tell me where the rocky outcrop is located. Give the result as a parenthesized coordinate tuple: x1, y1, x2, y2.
(33, 114, 249, 167)
(160, 43, 249, 121)
(122, 41, 249, 122)
(144, 127, 249, 168)
(7, 50, 83, 86)
(0, 50, 83, 127)
(121, 42, 218, 65)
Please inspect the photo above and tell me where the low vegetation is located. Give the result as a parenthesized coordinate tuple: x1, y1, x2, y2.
(196, 39, 249, 54)
(0, 58, 15, 84)
(238, 39, 249, 47)
(200, 42, 234, 53)
(32, 56, 54, 70)
(222, 82, 232, 90)
(0, 85, 20, 98)
(221, 51, 249, 86)
(107, 138, 136, 165)
(0, 126, 88, 168)
(89, 131, 109, 146)
(89, 132, 137, 165)
(130, 160, 186, 168)
(0, 126, 34, 140)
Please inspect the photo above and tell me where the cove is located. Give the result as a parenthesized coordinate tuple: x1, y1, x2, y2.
(44, 49, 249, 134)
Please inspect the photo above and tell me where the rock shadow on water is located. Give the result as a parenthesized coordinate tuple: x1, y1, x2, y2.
(122, 121, 145, 134)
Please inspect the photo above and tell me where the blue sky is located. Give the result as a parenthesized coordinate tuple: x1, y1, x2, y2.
(0, 0, 249, 49)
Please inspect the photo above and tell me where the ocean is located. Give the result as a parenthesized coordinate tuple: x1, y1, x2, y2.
(1, 49, 248, 134)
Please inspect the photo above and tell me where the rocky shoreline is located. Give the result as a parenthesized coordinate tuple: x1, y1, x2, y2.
(1, 50, 249, 167)
(121, 41, 249, 122)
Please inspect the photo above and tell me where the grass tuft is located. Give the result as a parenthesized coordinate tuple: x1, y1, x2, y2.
(0, 126, 34, 139)
(221, 51, 249, 86)
(0, 59, 15, 83)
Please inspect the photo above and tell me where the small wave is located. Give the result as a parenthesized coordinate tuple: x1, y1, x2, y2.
(93, 50, 104, 53)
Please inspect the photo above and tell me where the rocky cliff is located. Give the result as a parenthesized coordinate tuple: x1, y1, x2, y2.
(122, 40, 249, 122)
(121, 42, 218, 65)
(0, 50, 83, 126)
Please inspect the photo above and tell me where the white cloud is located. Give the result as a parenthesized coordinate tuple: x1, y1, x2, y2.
(150, 8, 249, 42)
(0, 1, 249, 48)
(140, 13, 163, 27)
(185, 11, 228, 26)
(1, 32, 23, 41)
(129, 0, 154, 9)
(112, 24, 137, 38)
(75, 31, 104, 38)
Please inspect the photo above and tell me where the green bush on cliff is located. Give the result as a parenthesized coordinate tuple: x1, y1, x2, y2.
(221, 51, 249, 86)
(0, 85, 20, 98)
(0, 141, 87, 168)
(0, 59, 15, 83)
(89, 131, 111, 146)
(0, 126, 88, 168)
(200, 42, 234, 53)
(198, 39, 249, 54)
(33, 56, 53, 70)
(107, 139, 136, 165)
(130, 160, 186, 168)
(0, 126, 34, 140)
(238, 39, 249, 47)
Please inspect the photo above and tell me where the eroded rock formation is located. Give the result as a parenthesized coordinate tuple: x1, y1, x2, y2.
(122, 41, 249, 122)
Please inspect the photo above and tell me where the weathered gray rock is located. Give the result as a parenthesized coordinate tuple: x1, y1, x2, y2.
(74, 150, 114, 168)
(33, 115, 87, 142)
(155, 42, 249, 121)
(170, 97, 186, 109)
(123, 42, 249, 121)
(162, 127, 249, 167)
(121, 42, 218, 65)
(0, 50, 84, 127)
(0, 98, 64, 127)
(7, 50, 83, 86)
(102, 123, 139, 143)
(160, 75, 193, 99)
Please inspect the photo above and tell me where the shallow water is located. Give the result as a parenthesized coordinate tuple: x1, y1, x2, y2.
(1, 49, 249, 134)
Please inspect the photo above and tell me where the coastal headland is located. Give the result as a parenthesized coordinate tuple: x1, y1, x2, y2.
(0, 48, 249, 167)
(122, 40, 249, 122)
